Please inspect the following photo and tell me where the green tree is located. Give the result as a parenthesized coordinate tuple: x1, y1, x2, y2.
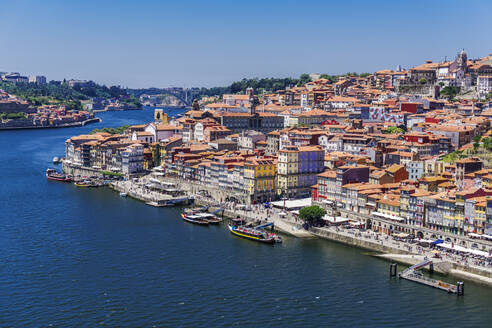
(482, 137, 492, 150)
(299, 205, 326, 225)
(4, 112, 26, 120)
(90, 125, 130, 135)
(298, 73, 312, 85)
(383, 126, 404, 134)
(319, 74, 339, 83)
(473, 135, 482, 143)
(419, 78, 428, 85)
(440, 86, 460, 101)
(473, 141, 480, 153)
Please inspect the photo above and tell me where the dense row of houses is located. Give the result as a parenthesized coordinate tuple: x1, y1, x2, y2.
(0, 89, 94, 128)
(312, 157, 492, 236)
(63, 49, 492, 238)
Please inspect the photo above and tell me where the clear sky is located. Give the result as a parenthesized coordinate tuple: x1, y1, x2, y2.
(1, 0, 492, 88)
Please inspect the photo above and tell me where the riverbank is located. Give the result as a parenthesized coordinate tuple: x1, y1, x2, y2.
(0, 117, 101, 130)
(194, 197, 313, 238)
(309, 224, 492, 286)
(376, 253, 492, 286)
(65, 172, 492, 286)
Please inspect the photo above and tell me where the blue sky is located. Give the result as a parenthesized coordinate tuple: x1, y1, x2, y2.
(1, 0, 492, 88)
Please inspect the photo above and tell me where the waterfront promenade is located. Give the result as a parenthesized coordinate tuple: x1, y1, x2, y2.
(112, 174, 492, 285)
(193, 195, 313, 238)
(182, 182, 492, 285)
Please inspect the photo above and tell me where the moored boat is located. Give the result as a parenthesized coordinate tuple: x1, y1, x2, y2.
(182, 207, 223, 224)
(46, 168, 72, 182)
(52, 156, 60, 164)
(198, 213, 222, 224)
(120, 192, 127, 197)
(192, 212, 222, 224)
(228, 224, 276, 244)
(181, 213, 209, 225)
(74, 180, 92, 187)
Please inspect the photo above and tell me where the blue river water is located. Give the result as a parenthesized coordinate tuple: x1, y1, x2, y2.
(1, 107, 492, 327)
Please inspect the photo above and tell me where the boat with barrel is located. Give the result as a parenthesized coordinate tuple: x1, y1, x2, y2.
(228, 218, 280, 244)
(46, 168, 72, 183)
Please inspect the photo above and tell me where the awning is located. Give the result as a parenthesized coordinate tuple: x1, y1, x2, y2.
(323, 215, 349, 224)
(271, 198, 311, 209)
(413, 238, 434, 244)
(438, 243, 490, 258)
(372, 211, 405, 222)
(349, 221, 365, 227)
(393, 232, 409, 238)
(431, 239, 443, 245)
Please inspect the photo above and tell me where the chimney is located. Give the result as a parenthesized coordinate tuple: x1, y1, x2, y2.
(426, 60, 433, 64)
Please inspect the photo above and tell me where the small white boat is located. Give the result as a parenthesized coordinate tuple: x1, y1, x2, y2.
(52, 156, 60, 164)
(120, 192, 127, 197)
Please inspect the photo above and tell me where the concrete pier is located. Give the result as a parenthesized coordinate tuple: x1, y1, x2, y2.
(398, 260, 460, 294)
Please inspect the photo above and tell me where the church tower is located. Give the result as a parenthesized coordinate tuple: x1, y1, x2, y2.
(457, 49, 468, 72)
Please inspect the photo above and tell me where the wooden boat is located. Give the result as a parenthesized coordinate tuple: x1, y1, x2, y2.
(194, 212, 222, 224)
(46, 168, 72, 182)
(74, 180, 92, 187)
(181, 213, 209, 225)
(228, 224, 275, 244)
(182, 207, 222, 224)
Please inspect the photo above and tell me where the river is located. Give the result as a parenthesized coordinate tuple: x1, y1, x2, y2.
(1, 107, 492, 327)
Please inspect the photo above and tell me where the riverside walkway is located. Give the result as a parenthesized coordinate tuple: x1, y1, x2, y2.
(193, 195, 313, 238)
(109, 175, 492, 285)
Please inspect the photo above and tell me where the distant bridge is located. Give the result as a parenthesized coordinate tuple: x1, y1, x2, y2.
(135, 87, 199, 107)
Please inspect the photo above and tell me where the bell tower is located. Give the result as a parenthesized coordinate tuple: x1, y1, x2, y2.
(457, 49, 468, 72)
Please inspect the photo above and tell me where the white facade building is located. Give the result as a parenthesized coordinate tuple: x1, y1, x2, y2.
(477, 75, 492, 98)
(407, 161, 424, 181)
(29, 75, 47, 84)
(121, 144, 144, 174)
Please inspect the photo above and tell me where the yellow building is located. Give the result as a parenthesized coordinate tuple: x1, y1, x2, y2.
(244, 157, 276, 203)
(154, 109, 169, 123)
(473, 200, 487, 234)
(277, 147, 299, 197)
(377, 196, 401, 217)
